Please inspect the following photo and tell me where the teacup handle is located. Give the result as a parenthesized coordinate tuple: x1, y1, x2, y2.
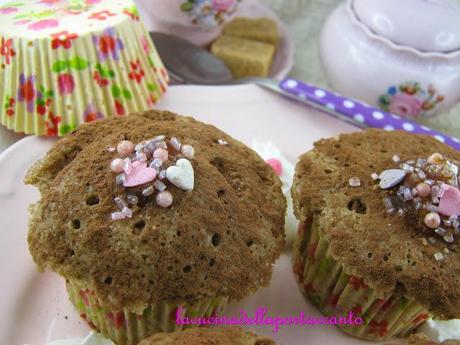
(279, 78, 460, 151)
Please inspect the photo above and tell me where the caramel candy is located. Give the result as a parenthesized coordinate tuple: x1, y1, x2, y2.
(223, 17, 279, 46)
(211, 35, 275, 78)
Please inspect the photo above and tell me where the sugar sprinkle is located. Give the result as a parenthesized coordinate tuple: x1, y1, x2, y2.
(109, 135, 196, 220)
(348, 177, 361, 187)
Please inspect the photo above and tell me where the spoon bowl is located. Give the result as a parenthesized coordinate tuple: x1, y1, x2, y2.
(150, 32, 233, 85)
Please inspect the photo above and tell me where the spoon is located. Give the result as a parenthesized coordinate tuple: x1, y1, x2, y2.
(150, 32, 460, 150)
(150, 32, 232, 85)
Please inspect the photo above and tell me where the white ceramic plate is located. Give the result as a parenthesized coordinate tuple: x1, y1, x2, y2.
(0, 84, 407, 345)
(137, 0, 295, 80)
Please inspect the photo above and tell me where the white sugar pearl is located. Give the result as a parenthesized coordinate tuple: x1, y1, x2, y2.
(181, 144, 195, 159)
(117, 140, 134, 157)
(153, 148, 168, 161)
(156, 191, 173, 208)
(110, 158, 125, 173)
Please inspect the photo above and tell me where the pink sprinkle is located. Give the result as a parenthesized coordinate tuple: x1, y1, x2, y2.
(153, 148, 168, 161)
(156, 191, 173, 208)
(111, 158, 125, 173)
(266, 158, 283, 176)
(117, 140, 134, 157)
(123, 161, 157, 187)
(438, 185, 460, 216)
(123, 159, 133, 175)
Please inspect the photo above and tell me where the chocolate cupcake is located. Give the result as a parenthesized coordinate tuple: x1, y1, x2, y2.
(137, 327, 276, 345)
(291, 129, 460, 341)
(25, 110, 285, 345)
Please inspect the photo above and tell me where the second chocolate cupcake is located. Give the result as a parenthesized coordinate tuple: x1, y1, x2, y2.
(292, 129, 460, 341)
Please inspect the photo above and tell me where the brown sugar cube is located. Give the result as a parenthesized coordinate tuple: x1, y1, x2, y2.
(211, 35, 275, 78)
(223, 17, 279, 46)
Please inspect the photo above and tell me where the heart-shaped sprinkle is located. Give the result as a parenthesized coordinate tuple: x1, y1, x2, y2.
(123, 161, 157, 187)
(439, 185, 460, 216)
(166, 158, 194, 191)
(379, 169, 406, 189)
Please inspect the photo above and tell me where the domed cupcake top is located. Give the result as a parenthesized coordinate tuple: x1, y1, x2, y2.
(25, 110, 285, 310)
(292, 129, 460, 319)
(137, 327, 276, 345)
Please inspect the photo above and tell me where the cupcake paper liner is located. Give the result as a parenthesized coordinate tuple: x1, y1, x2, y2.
(0, 0, 168, 136)
(67, 279, 228, 345)
(292, 219, 432, 341)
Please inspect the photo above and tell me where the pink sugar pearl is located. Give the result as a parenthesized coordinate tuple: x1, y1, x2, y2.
(153, 148, 169, 161)
(181, 144, 195, 159)
(156, 191, 173, 208)
(266, 158, 283, 176)
(416, 182, 431, 198)
(110, 158, 125, 173)
(117, 140, 134, 157)
(424, 212, 441, 229)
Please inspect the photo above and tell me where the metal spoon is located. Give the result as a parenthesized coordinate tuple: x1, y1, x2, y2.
(149, 32, 460, 150)
(150, 32, 233, 85)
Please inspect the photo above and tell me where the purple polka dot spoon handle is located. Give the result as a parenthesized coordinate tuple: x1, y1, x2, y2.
(279, 78, 460, 151)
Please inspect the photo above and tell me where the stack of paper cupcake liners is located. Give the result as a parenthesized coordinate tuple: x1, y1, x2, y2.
(0, 0, 168, 136)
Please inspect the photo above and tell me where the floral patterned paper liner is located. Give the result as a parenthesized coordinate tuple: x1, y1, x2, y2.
(0, 0, 168, 136)
(292, 219, 432, 341)
(66, 279, 228, 345)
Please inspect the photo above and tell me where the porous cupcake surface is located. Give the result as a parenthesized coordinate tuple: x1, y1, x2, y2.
(137, 327, 275, 345)
(291, 129, 460, 319)
(25, 110, 285, 310)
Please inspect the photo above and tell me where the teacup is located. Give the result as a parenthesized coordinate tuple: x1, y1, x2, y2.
(178, 0, 242, 27)
(138, 0, 243, 46)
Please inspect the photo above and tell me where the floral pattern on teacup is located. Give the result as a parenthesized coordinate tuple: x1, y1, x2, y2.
(180, 0, 240, 27)
(378, 81, 445, 118)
